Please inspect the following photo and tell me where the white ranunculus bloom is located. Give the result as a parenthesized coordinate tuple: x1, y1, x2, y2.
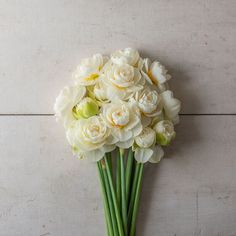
(134, 88, 163, 118)
(161, 90, 181, 124)
(111, 48, 140, 66)
(153, 120, 176, 146)
(135, 127, 156, 148)
(73, 54, 106, 86)
(66, 116, 116, 161)
(103, 63, 144, 101)
(54, 85, 86, 128)
(101, 101, 142, 148)
(134, 127, 162, 163)
(142, 58, 171, 86)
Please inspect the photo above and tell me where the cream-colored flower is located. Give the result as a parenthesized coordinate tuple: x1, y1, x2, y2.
(111, 48, 140, 66)
(135, 127, 156, 148)
(66, 116, 116, 161)
(161, 90, 181, 124)
(142, 58, 171, 85)
(134, 127, 164, 163)
(54, 85, 86, 128)
(131, 88, 163, 127)
(153, 120, 176, 146)
(134, 88, 162, 117)
(101, 101, 142, 148)
(103, 63, 144, 101)
(73, 54, 106, 86)
(134, 145, 164, 163)
(134, 141, 164, 164)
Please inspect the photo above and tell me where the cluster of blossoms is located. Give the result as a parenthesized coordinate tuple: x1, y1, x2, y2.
(54, 48, 181, 163)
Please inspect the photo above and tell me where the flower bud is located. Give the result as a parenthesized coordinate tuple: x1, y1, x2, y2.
(153, 120, 175, 146)
(135, 127, 156, 148)
(73, 97, 99, 119)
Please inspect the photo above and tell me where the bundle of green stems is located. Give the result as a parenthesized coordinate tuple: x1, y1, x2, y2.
(97, 148, 144, 236)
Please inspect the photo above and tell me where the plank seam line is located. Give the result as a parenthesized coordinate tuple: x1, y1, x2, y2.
(0, 114, 235, 116)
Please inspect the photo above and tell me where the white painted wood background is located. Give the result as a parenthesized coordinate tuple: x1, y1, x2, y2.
(0, 1, 235, 236)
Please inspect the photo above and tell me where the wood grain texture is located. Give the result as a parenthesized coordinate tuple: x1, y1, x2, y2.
(0, 116, 235, 236)
(0, 0, 236, 114)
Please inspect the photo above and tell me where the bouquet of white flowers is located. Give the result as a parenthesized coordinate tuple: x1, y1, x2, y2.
(54, 48, 181, 236)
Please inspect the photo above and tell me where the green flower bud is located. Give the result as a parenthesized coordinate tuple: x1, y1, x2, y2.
(153, 120, 176, 146)
(73, 97, 99, 119)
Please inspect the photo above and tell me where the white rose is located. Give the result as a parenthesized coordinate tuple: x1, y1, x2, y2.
(101, 101, 142, 148)
(134, 127, 163, 163)
(111, 48, 140, 66)
(153, 120, 176, 146)
(161, 90, 181, 124)
(73, 54, 106, 86)
(142, 58, 171, 85)
(66, 116, 116, 161)
(54, 85, 86, 128)
(103, 63, 144, 101)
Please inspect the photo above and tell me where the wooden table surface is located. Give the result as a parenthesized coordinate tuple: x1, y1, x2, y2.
(0, 1, 235, 235)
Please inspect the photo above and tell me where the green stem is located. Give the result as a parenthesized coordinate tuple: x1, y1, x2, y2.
(105, 155, 125, 236)
(119, 148, 127, 235)
(107, 152, 113, 171)
(130, 163, 144, 236)
(116, 151, 121, 209)
(97, 162, 113, 236)
(127, 162, 141, 230)
(101, 160, 119, 236)
(125, 148, 134, 203)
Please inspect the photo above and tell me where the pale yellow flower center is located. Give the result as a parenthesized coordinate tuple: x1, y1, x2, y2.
(85, 73, 99, 81)
(111, 109, 129, 128)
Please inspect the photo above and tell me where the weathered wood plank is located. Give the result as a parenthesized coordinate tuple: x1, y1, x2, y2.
(138, 115, 236, 236)
(0, 0, 236, 114)
(0, 116, 235, 236)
